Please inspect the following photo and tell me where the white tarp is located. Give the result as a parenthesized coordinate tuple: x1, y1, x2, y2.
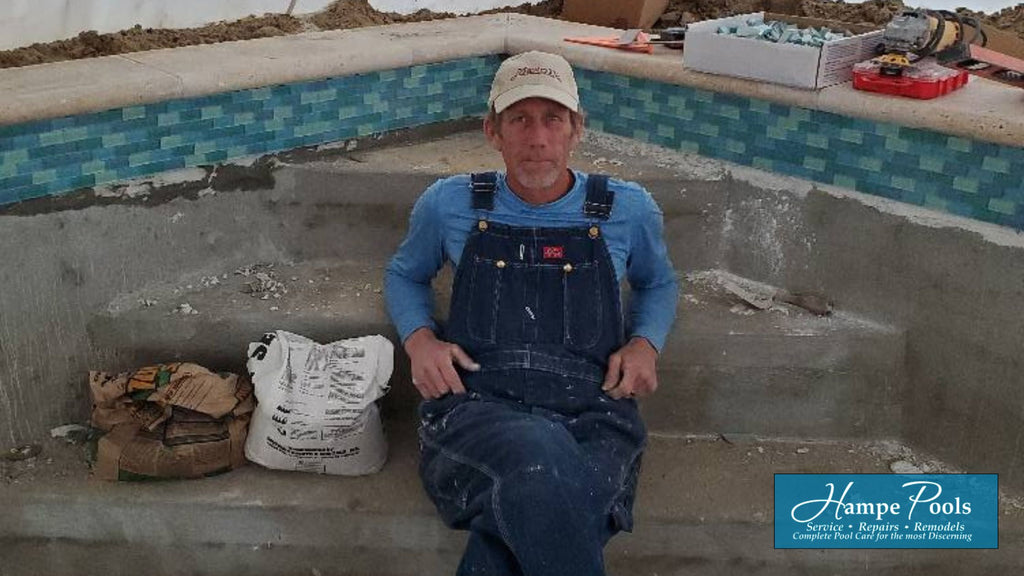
(245, 330, 393, 476)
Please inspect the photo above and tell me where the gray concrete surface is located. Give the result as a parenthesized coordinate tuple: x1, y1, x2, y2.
(2, 125, 1024, 573)
(4, 416, 1023, 575)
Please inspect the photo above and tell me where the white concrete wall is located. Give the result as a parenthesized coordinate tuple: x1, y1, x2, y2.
(1, 0, 335, 50)
(369, 0, 530, 15)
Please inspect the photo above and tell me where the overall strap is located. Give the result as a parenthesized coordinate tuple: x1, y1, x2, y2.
(470, 172, 498, 211)
(583, 174, 614, 220)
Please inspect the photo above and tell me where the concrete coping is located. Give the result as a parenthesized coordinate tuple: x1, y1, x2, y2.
(1, 13, 1022, 148)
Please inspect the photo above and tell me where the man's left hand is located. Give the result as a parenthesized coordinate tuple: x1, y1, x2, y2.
(602, 337, 659, 399)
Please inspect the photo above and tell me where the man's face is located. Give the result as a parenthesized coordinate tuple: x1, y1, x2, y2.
(484, 97, 581, 197)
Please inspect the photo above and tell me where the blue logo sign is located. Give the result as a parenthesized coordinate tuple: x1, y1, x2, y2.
(775, 474, 997, 548)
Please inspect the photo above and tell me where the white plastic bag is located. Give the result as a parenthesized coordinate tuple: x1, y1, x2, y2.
(245, 330, 393, 475)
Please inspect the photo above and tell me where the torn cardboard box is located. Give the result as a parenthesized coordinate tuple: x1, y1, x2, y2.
(89, 363, 254, 480)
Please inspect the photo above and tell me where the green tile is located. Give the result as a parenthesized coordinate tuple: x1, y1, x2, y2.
(918, 155, 945, 173)
(806, 133, 829, 150)
(634, 89, 654, 103)
(0, 163, 17, 179)
(403, 77, 422, 89)
(301, 89, 337, 105)
(264, 118, 286, 131)
(766, 126, 787, 140)
(873, 123, 900, 137)
(988, 198, 1017, 215)
(158, 112, 181, 126)
(235, 112, 256, 125)
(201, 106, 224, 120)
(160, 135, 184, 149)
(946, 136, 972, 153)
(194, 141, 217, 154)
(716, 105, 741, 120)
(753, 157, 773, 171)
(1, 149, 29, 165)
(678, 141, 699, 154)
(696, 123, 719, 138)
(953, 176, 979, 194)
(337, 106, 359, 120)
(357, 123, 376, 136)
(274, 107, 294, 120)
(666, 95, 687, 108)
(884, 137, 910, 153)
(803, 156, 826, 172)
(858, 157, 883, 172)
(122, 106, 146, 120)
(632, 129, 650, 141)
(892, 176, 915, 192)
(748, 99, 771, 113)
(619, 106, 637, 120)
(32, 169, 57, 185)
(924, 194, 949, 211)
(102, 133, 127, 147)
(129, 151, 152, 167)
(80, 160, 106, 175)
(982, 156, 1010, 174)
(775, 116, 800, 131)
(596, 92, 614, 105)
(838, 129, 863, 144)
(39, 130, 64, 146)
(657, 125, 675, 139)
(788, 107, 811, 122)
(693, 89, 713, 103)
(63, 126, 89, 143)
(726, 139, 746, 154)
(833, 174, 857, 189)
(250, 87, 273, 100)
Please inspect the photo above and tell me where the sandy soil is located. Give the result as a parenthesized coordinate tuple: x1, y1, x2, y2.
(0, 0, 1021, 69)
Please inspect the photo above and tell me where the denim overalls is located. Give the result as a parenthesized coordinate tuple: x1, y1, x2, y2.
(418, 173, 647, 576)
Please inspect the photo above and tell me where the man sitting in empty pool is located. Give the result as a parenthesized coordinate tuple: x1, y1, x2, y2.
(384, 51, 678, 575)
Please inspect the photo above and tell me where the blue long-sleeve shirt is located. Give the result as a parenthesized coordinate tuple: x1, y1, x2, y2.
(385, 171, 679, 351)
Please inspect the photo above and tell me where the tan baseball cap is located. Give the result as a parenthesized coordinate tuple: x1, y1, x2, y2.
(488, 51, 579, 114)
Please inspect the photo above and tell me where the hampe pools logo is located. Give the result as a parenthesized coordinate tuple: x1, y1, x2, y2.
(774, 474, 997, 549)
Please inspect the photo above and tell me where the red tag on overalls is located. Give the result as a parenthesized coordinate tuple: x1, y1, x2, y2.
(542, 246, 564, 259)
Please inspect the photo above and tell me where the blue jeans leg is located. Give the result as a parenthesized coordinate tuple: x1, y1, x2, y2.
(420, 398, 609, 576)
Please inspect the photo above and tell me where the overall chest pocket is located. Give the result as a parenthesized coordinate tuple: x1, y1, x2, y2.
(463, 255, 603, 350)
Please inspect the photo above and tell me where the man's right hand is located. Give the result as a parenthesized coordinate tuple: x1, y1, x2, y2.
(403, 327, 480, 399)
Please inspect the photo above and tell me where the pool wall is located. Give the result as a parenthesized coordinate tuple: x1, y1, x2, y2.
(1, 15, 1023, 489)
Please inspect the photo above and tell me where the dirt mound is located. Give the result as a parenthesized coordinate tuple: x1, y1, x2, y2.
(0, 0, 1022, 70)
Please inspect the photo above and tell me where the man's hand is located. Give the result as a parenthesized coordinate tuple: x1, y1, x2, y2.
(404, 327, 480, 399)
(602, 337, 659, 400)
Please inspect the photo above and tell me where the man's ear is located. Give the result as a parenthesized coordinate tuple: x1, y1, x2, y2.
(483, 115, 502, 152)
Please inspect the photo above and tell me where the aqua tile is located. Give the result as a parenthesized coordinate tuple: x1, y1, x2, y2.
(945, 136, 972, 153)
(838, 128, 863, 144)
(805, 133, 829, 150)
(981, 156, 1011, 174)
(122, 106, 147, 121)
(952, 176, 979, 194)
(38, 130, 64, 146)
(985, 197, 1016, 215)
(0, 148, 29, 166)
(891, 176, 915, 192)
(32, 168, 58, 185)
(858, 156, 883, 172)
(752, 157, 774, 171)
(884, 137, 911, 153)
(918, 155, 945, 173)
(833, 174, 857, 189)
(804, 156, 827, 172)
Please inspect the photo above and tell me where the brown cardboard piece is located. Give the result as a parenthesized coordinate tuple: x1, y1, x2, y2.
(89, 363, 254, 480)
(562, 0, 670, 30)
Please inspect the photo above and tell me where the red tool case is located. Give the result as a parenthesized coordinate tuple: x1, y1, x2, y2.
(853, 58, 969, 99)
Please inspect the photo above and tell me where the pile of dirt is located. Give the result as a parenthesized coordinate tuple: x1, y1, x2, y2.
(0, 0, 1022, 69)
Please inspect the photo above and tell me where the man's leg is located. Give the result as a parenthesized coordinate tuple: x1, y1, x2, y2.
(419, 397, 608, 576)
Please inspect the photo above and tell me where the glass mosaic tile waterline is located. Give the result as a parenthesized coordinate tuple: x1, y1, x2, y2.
(0, 56, 1021, 229)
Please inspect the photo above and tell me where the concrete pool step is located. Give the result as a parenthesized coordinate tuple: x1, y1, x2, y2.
(3, 417, 1020, 576)
(87, 261, 903, 439)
